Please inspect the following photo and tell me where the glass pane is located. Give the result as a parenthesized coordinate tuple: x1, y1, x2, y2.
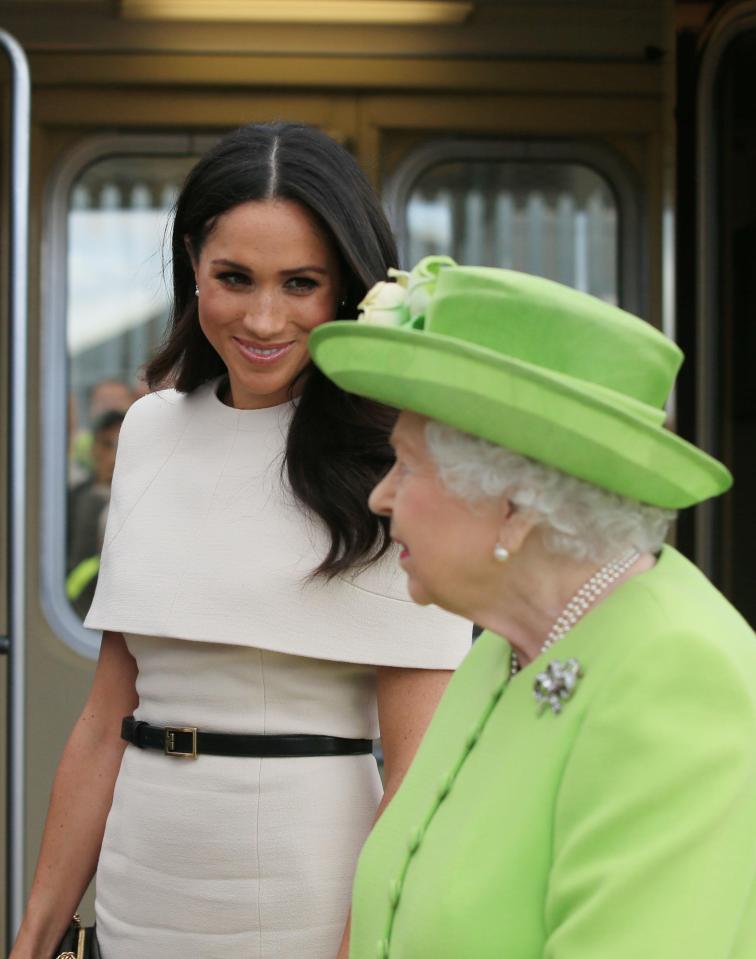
(65, 154, 198, 619)
(405, 160, 618, 303)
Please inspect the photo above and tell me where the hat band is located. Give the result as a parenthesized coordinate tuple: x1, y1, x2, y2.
(544, 366, 667, 428)
(442, 336, 669, 429)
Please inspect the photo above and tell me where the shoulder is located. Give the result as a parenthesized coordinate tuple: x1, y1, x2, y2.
(121, 385, 193, 432)
(568, 546, 756, 683)
(544, 547, 756, 800)
(567, 549, 756, 773)
(615, 546, 756, 682)
(593, 616, 756, 741)
(109, 385, 217, 496)
(117, 383, 215, 456)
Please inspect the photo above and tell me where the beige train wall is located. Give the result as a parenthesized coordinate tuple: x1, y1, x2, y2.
(0, 0, 692, 947)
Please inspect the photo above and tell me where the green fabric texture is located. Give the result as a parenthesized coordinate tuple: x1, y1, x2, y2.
(308, 260, 732, 507)
(348, 547, 756, 959)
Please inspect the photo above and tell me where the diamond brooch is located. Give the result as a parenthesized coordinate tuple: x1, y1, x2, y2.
(533, 658, 583, 715)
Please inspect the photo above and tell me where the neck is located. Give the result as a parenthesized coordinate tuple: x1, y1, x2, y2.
(473, 542, 654, 668)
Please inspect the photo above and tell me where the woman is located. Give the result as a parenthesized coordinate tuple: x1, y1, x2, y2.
(309, 257, 756, 958)
(11, 128, 470, 959)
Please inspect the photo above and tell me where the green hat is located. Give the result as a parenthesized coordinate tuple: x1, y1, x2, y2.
(309, 257, 732, 508)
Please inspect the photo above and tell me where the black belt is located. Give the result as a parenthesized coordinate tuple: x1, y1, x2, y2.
(121, 716, 372, 760)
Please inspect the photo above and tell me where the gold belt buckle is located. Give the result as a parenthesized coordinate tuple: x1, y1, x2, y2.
(164, 726, 198, 759)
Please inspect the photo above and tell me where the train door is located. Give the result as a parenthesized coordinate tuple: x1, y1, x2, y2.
(692, 1, 756, 623)
(1, 7, 669, 947)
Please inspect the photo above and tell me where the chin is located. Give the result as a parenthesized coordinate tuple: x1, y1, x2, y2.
(406, 577, 434, 607)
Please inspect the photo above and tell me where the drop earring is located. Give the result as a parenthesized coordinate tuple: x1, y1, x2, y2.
(194, 284, 199, 297)
(493, 543, 510, 563)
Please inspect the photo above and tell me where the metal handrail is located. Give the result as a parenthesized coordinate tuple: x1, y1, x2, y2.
(0, 28, 31, 950)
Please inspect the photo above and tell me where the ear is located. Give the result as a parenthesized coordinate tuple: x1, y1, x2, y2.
(495, 497, 537, 555)
(184, 235, 198, 271)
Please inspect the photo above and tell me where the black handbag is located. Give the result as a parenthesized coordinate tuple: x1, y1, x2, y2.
(54, 914, 101, 959)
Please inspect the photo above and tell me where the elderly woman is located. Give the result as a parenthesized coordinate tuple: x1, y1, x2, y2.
(308, 258, 756, 959)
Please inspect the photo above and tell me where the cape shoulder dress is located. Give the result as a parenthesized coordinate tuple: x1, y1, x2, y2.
(84, 380, 471, 959)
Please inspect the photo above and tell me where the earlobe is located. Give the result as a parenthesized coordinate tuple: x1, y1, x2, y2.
(494, 498, 536, 557)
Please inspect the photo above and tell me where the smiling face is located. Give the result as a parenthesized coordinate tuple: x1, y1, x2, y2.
(369, 411, 507, 615)
(191, 198, 342, 409)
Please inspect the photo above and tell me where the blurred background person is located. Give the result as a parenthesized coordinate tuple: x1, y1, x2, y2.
(69, 379, 134, 481)
(66, 410, 125, 618)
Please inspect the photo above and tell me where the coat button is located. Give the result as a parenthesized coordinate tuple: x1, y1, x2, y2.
(438, 770, 455, 801)
(408, 825, 424, 854)
(389, 878, 402, 907)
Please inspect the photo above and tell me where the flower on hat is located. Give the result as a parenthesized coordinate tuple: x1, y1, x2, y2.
(356, 278, 411, 327)
(357, 255, 456, 330)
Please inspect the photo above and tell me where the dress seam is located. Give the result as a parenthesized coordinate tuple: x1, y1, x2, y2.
(104, 414, 193, 550)
(256, 647, 267, 958)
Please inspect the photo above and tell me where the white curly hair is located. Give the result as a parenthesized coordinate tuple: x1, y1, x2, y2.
(425, 421, 675, 563)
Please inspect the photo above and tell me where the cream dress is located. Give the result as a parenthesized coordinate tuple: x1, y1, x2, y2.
(85, 381, 470, 959)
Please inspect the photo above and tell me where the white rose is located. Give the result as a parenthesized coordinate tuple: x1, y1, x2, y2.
(357, 280, 410, 326)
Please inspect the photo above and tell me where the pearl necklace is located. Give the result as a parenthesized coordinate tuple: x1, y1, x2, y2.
(510, 550, 640, 678)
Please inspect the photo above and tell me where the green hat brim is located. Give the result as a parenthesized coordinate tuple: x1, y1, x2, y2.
(309, 322, 732, 509)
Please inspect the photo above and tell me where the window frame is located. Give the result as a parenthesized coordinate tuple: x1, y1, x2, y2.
(41, 132, 216, 659)
(382, 137, 645, 315)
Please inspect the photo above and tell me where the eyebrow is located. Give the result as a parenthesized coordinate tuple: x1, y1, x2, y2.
(210, 258, 249, 271)
(280, 265, 329, 276)
(210, 258, 329, 276)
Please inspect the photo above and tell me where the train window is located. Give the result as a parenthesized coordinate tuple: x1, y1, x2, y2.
(384, 139, 642, 312)
(42, 135, 209, 657)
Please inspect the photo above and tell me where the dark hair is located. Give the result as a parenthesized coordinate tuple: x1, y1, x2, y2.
(146, 122, 398, 577)
(92, 410, 126, 434)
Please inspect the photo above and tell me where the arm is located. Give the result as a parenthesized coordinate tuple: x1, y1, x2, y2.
(374, 666, 454, 814)
(10, 631, 138, 959)
(544, 630, 756, 958)
(335, 666, 454, 959)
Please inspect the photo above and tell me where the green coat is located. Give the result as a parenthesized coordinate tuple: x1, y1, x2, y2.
(350, 547, 756, 958)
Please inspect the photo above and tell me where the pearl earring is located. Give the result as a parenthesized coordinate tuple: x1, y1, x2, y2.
(493, 544, 510, 563)
(194, 285, 199, 297)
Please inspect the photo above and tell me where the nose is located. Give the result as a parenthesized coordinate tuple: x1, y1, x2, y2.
(368, 462, 397, 517)
(241, 289, 287, 340)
